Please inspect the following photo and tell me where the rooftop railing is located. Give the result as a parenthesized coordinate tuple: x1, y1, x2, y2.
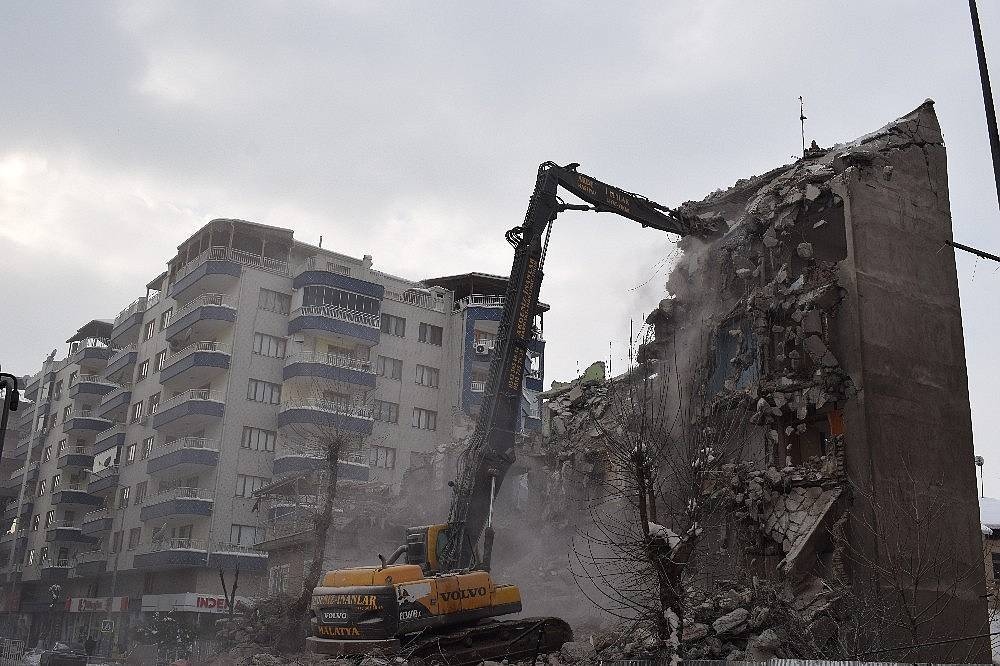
(294, 305, 380, 330)
(173, 245, 289, 283)
(284, 350, 373, 374)
(158, 389, 223, 413)
(113, 297, 147, 327)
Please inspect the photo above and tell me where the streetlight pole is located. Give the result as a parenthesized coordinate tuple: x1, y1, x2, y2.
(976, 455, 986, 498)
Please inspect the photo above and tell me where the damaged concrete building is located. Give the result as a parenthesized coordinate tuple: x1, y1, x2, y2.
(528, 100, 988, 662)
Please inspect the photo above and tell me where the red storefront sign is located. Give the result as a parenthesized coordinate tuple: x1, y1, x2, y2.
(65, 596, 129, 613)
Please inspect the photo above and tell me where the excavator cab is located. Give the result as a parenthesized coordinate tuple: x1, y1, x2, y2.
(405, 523, 450, 574)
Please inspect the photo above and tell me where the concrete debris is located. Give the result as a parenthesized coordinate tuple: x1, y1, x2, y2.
(712, 607, 750, 634)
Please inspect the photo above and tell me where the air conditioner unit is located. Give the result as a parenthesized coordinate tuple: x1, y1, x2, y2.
(474, 344, 489, 355)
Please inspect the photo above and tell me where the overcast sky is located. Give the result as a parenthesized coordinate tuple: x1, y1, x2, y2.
(2, 1, 999, 488)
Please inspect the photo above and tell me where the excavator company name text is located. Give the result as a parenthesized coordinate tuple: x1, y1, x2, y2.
(439, 586, 489, 602)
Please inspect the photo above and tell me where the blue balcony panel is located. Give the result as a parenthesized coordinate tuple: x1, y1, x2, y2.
(209, 550, 268, 572)
(97, 389, 131, 420)
(81, 516, 113, 536)
(151, 398, 225, 432)
(276, 408, 373, 435)
(139, 498, 214, 522)
(133, 548, 208, 570)
(74, 558, 107, 577)
(164, 304, 236, 342)
(103, 351, 137, 381)
(110, 310, 144, 346)
(46, 527, 98, 545)
(281, 362, 376, 388)
(169, 259, 241, 301)
(52, 488, 103, 509)
(293, 271, 385, 299)
(159, 350, 230, 387)
(288, 314, 380, 343)
(147, 447, 220, 476)
(69, 379, 115, 400)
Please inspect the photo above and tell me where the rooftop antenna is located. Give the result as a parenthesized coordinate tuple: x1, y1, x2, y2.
(799, 96, 807, 156)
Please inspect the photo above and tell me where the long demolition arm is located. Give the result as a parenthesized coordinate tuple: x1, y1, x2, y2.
(438, 161, 702, 572)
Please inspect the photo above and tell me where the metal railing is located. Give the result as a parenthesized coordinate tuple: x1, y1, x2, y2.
(100, 382, 132, 405)
(172, 293, 233, 322)
(54, 482, 90, 492)
(384, 289, 446, 312)
(164, 341, 231, 368)
(213, 542, 267, 556)
(83, 509, 109, 524)
(294, 305, 380, 329)
(76, 549, 108, 563)
(39, 557, 74, 569)
(8, 462, 39, 481)
(279, 399, 374, 420)
(151, 437, 219, 460)
(141, 486, 215, 506)
(58, 444, 90, 457)
(95, 423, 124, 443)
(174, 246, 289, 283)
(75, 374, 116, 387)
(141, 537, 208, 553)
(158, 389, 224, 412)
(90, 465, 119, 482)
(470, 381, 486, 393)
(455, 294, 506, 311)
(106, 343, 137, 371)
(47, 520, 82, 530)
(147, 291, 162, 309)
(113, 297, 147, 326)
(284, 350, 373, 373)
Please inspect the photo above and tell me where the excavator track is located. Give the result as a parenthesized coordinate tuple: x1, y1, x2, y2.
(401, 616, 573, 665)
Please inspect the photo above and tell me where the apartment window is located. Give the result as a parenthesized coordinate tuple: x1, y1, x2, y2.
(42, 446, 52, 463)
(111, 531, 123, 554)
(26, 550, 36, 566)
(45, 510, 55, 528)
(37, 480, 47, 497)
(412, 407, 437, 431)
(241, 427, 276, 452)
(373, 400, 399, 424)
(269, 564, 289, 595)
(124, 444, 137, 465)
(53, 380, 64, 400)
(415, 364, 440, 388)
(258, 288, 291, 315)
(418, 323, 443, 346)
(141, 436, 154, 459)
(135, 481, 147, 505)
(376, 355, 402, 380)
(230, 524, 262, 546)
(51, 474, 61, 489)
(370, 445, 396, 469)
(160, 308, 173, 330)
(127, 527, 142, 550)
(303, 286, 380, 315)
(143, 320, 155, 341)
(129, 401, 144, 423)
(69, 371, 78, 387)
(247, 379, 282, 405)
(154, 350, 167, 372)
(380, 313, 406, 338)
(252, 333, 287, 358)
(62, 406, 71, 422)
(31, 515, 39, 531)
(40, 547, 49, 563)
(235, 474, 269, 498)
(473, 330, 496, 347)
(58, 440, 67, 456)
(118, 486, 130, 508)
(148, 393, 160, 416)
(137, 360, 149, 381)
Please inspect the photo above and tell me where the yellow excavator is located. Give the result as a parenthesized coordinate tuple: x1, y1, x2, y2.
(306, 162, 709, 663)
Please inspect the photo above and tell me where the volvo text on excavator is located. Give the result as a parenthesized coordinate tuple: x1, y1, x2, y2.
(306, 162, 715, 663)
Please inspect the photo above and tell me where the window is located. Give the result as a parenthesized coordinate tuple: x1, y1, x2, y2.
(474, 330, 496, 347)
(143, 320, 155, 341)
(230, 524, 262, 545)
(370, 445, 396, 469)
(57, 440, 66, 456)
(269, 564, 289, 595)
(53, 380, 64, 400)
(62, 405, 72, 422)
(137, 359, 149, 381)
(380, 313, 406, 337)
(148, 393, 160, 416)
(37, 480, 47, 497)
(247, 379, 282, 405)
(154, 350, 167, 372)
(373, 400, 399, 424)
(418, 323, 443, 346)
(376, 355, 402, 380)
(235, 474, 269, 498)
(111, 531, 123, 553)
(252, 333, 287, 358)
(45, 511, 55, 528)
(135, 481, 147, 505)
(40, 547, 49, 563)
(118, 486, 130, 508)
(412, 407, 437, 431)
(129, 401, 144, 423)
(415, 364, 440, 388)
(241, 427, 276, 452)
(42, 446, 52, 462)
(127, 527, 142, 550)
(31, 514, 39, 531)
(141, 436, 154, 459)
(51, 474, 61, 489)
(258, 288, 291, 315)
(303, 286, 380, 315)
(124, 444, 137, 465)
(26, 550, 35, 566)
(160, 308, 173, 330)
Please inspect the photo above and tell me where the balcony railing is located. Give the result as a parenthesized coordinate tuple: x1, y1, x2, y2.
(55, 482, 90, 492)
(279, 399, 374, 420)
(101, 382, 132, 404)
(294, 305, 380, 330)
(150, 437, 219, 460)
(147, 291, 162, 309)
(470, 381, 486, 393)
(164, 341, 231, 366)
(158, 389, 223, 413)
(48, 520, 82, 530)
(76, 549, 108, 564)
(90, 465, 119, 482)
(58, 445, 90, 458)
(141, 487, 214, 506)
(383, 288, 446, 312)
(455, 294, 506, 311)
(75, 374, 116, 387)
(140, 538, 207, 553)
(174, 245, 289, 283)
(106, 344, 136, 368)
(213, 542, 267, 556)
(284, 351, 373, 374)
(113, 297, 147, 327)
(83, 509, 109, 525)
(172, 293, 233, 323)
(39, 558, 74, 569)
(9, 462, 39, 481)
(65, 409, 96, 419)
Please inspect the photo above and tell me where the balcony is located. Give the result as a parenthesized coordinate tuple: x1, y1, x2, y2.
(23, 374, 40, 401)
(70, 342, 113, 372)
(134, 538, 209, 569)
(147, 438, 220, 477)
(52, 483, 103, 509)
(94, 423, 126, 452)
(36, 557, 75, 583)
(276, 399, 374, 435)
(383, 287, 447, 312)
(87, 465, 120, 495)
(288, 306, 380, 343)
(282, 351, 376, 388)
(151, 390, 225, 434)
(272, 454, 371, 481)
(62, 410, 112, 437)
(74, 549, 108, 577)
(209, 542, 268, 572)
(46, 520, 97, 545)
(139, 487, 214, 522)
(56, 445, 94, 471)
(2, 463, 39, 494)
(68, 374, 117, 400)
(103, 344, 137, 382)
(110, 297, 147, 346)
(170, 246, 289, 301)
(96, 383, 132, 420)
(2, 501, 32, 528)
(159, 341, 231, 389)
(164, 293, 237, 342)
(82, 509, 113, 536)
(455, 294, 506, 311)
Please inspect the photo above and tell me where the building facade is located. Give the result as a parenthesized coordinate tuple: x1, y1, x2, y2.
(0, 219, 545, 650)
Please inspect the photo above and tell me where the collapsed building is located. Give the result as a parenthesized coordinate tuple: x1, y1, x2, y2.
(516, 100, 988, 663)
